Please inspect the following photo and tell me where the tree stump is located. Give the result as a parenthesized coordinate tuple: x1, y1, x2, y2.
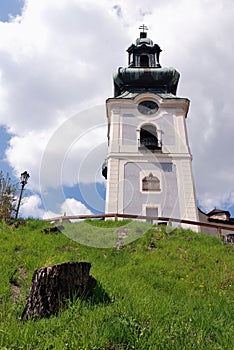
(21, 262, 96, 319)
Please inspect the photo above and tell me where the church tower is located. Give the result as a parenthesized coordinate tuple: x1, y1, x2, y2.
(103, 26, 199, 229)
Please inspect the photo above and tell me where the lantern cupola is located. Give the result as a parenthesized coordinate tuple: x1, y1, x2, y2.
(127, 25, 162, 68)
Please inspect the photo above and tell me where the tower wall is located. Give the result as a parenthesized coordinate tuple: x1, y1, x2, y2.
(105, 93, 199, 231)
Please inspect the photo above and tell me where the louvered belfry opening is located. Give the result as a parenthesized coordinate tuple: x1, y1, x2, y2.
(139, 124, 160, 150)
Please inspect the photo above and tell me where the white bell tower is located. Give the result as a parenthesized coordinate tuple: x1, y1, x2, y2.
(102, 26, 198, 229)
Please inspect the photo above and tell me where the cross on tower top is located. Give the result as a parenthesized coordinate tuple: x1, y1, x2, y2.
(139, 24, 148, 32)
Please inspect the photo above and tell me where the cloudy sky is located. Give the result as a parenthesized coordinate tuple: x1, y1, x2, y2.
(0, 0, 234, 219)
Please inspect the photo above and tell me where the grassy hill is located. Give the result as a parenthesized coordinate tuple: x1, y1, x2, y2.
(0, 219, 233, 350)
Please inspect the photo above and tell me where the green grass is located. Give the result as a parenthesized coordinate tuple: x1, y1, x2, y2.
(0, 219, 233, 349)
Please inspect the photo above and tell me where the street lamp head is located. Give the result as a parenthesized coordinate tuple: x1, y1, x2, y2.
(20, 171, 30, 185)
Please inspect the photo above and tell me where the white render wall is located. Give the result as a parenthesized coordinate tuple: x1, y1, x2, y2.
(105, 93, 199, 231)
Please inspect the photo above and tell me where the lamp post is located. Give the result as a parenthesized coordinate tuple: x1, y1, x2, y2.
(15, 171, 30, 219)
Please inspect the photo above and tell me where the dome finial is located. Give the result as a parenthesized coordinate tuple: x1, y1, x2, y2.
(139, 24, 148, 38)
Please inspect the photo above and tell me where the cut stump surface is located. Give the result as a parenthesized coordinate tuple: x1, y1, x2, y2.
(22, 261, 96, 319)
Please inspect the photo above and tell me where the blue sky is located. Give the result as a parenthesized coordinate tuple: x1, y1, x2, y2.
(0, 0, 24, 21)
(0, 0, 234, 219)
(0, 126, 11, 173)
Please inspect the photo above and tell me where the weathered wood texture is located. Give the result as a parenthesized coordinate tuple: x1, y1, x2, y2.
(21, 262, 95, 319)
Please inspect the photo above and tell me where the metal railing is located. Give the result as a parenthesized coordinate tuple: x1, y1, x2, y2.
(44, 213, 234, 237)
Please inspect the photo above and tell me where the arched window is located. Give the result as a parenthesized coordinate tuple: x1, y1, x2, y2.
(139, 124, 160, 150)
(140, 55, 149, 67)
(142, 173, 160, 191)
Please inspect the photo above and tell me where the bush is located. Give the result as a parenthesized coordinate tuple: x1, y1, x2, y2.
(0, 171, 18, 221)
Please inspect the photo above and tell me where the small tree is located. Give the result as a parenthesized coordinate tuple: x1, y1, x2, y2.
(0, 171, 18, 221)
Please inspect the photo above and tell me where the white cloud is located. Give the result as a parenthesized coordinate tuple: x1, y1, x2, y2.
(0, 0, 127, 134)
(6, 130, 50, 189)
(61, 198, 92, 216)
(20, 194, 45, 218)
(0, 0, 234, 215)
(38, 105, 107, 190)
(20, 194, 91, 219)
